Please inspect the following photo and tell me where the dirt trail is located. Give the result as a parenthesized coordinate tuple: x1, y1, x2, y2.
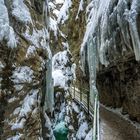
(100, 106, 140, 140)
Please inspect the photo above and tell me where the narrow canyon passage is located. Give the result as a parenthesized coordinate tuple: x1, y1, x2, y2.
(0, 0, 140, 139)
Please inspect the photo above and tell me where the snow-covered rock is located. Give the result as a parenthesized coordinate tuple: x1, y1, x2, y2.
(0, 0, 17, 48)
(11, 66, 34, 84)
(12, 0, 32, 24)
(57, 0, 72, 24)
(52, 50, 73, 90)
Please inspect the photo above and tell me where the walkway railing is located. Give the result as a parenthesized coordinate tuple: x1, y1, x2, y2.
(70, 85, 100, 140)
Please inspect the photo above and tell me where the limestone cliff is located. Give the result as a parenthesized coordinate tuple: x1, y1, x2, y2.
(0, 0, 49, 139)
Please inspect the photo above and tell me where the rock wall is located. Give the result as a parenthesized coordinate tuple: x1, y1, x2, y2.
(0, 0, 49, 139)
(97, 57, 140, 122)
(94, 0, 140, 123)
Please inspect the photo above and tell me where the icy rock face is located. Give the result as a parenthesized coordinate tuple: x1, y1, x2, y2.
(0, 0, 51, 139)
(81, 0, 140, 67)
(79, 0, 140, 123)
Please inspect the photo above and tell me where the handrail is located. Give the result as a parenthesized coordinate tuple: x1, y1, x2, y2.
(93, 93, 100, 140)
(70, 85, 100, 140)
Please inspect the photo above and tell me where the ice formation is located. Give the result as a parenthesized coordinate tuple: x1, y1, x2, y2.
(81, 0, 140, 69)
(43, 0, 54, 114)
(44, 57, 54, 113)
(87, 37, 98, 105)
(127, 0, 140, 60)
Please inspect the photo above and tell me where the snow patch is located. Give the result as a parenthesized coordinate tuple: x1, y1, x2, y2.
(85, 129, 92, 140)
(52, 50, 69, 70)
(13, 107, 21, 115)
(49, 2, 56, 10)
(12, 0, 32, 23)
(14, 85, 23, 91)
(55, 0, 64, 4)
(19, 90, 38, 117)
(11, 90, 38, 130)
(11, 118, 26, 130)
(76, 122, 88, 139)
(11, 66, 34, 83)
(24, 28, 48, 50)
(26, 45, 36, 58)
(52, 69, 66, 89)
(50, 17, 58, 37)
(72, 102, 79, 113)
(57, 0, 72, 24)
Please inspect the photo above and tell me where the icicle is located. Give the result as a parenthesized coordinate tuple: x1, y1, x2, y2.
(87, 36, 98, 105)
(43, 0, 54, 114)
(128, 0, 140, 61)
(80, 44, 87, 75)
(82, 0, 140, 65)
(44, 58, 54, 114)
(87, 36, 100, 140)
